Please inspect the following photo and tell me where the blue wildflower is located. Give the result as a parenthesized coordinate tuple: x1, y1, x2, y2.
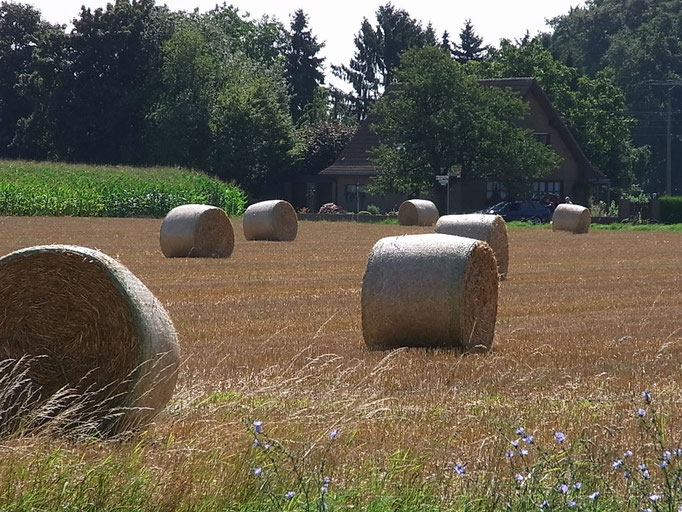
(520, 448, 529, 457)
(663, 450, 672, 461)
(555, 432, 566, 444)
(515, 473, 525, 484)
(330, 428, 339, 439)
(567, 501, 576, 508)
(558, 484, 569, 494)
(613, 459, 623, 469)
(574, 482, 582, 490)
(643, 470, 651, 479)
(511, 439, 520, 447)
(505, 450, 514, 459)
(625, 450, 634, 457)
(624, 471, 631, 479)
(524, 435, 535, 444)
(650, 494, 661, 502)
(321, 485, 328, 494)
(660, 460, 669, 469)
(253, 420, 263, 433)
(253, 467, 262, 476)
(285, 491, 295, 500)
(454, 463, 467, 475)
(539, 500, 550, 509)
(589, 491, 600, 500)
(642, 390, 652, 403)
(263, 444, 271, 451)
(253, 439, 260, 447)
(638, 409, 646, 417)
(323, 476, 331, 484)
(516, 427, 526, 436)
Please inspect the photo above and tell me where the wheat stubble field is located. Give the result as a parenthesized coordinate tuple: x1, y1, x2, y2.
(1, 215, 681, 508)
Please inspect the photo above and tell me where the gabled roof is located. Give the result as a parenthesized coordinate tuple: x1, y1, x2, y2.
(321, 78, 606, 181)
(478, 78, 606, 182)
(318, 115, 380, 176)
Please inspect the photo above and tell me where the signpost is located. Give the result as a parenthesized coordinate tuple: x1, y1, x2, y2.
(435, 175, 450, 214)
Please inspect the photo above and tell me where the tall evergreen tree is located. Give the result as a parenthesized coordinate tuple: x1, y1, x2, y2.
(453, 19, 487, 63)
(332, 3, 431, 119)
(285, 9, 325, 124)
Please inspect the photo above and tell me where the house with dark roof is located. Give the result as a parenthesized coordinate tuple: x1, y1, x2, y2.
(285, 78, 608, 213)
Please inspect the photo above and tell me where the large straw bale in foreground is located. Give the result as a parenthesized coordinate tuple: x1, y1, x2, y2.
(362, 234, 498, 352)
(160, 204, 234, 258)
(398, 199, 439, 226)
(0, 245, 180, 433)
(243, 200, 298, 241)
(435, 214, 509, 279)
(552, 204, 591, 234)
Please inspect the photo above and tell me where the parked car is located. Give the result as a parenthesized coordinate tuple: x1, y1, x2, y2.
(478, 201, 552, 223)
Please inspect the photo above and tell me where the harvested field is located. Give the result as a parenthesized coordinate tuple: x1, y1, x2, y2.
(0, 216, 681, 506)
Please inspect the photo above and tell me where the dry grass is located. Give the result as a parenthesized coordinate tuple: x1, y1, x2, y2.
(0, 216, 681, 504)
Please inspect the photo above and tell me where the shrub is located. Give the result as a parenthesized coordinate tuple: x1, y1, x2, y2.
(366, 204, 381, 215)
(659, 196, 682, 224)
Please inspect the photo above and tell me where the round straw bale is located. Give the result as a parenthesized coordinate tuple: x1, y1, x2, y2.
(0, 245, 180, 434)
(398, 199, 439, 226)
(243, 200, 298, 241)
(551, 204, 591, 234)
(160, 204, 234, 258)
(435, 214, 509, 279)
(361, 234, 498, 352)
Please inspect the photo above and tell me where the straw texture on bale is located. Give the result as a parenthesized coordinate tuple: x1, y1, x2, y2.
(398, 199, 439, 226)
(361, 234, 499, 352)
(435, 214, 509, 279)
(243, 200, 298, 241)
(160, 204, 234, 258)
(0, 245, 180, 433)
(551, 204, 591, 234)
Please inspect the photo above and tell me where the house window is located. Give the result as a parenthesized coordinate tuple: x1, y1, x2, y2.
(345, 184, 367, 211)
(532, 133, 551, 145)
(486, 181, 507, 203)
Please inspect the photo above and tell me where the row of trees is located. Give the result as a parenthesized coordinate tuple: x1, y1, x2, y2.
(0, 0, 661, 198)
(0, 0, 354, 194)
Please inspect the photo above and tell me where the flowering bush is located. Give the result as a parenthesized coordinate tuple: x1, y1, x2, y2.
(318, 202, 343, 214)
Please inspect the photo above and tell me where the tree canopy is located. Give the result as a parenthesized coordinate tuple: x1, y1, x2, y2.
(370, 46, 560, 198)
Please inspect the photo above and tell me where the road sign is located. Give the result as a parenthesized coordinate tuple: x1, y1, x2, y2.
(435, 175, 449, 186)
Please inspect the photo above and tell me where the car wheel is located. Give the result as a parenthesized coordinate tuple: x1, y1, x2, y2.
(531, 216, 542, 224)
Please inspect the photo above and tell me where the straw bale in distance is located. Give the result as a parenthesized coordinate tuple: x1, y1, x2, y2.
(551, 204, 591, 234)
(435, 214, 509, 279)
(398, 199, 439, 226)
(0, 245, 180, 433)
(361, 233, 498, 352)
(160, 204, 234, 258)
(243, 200, 298, 241)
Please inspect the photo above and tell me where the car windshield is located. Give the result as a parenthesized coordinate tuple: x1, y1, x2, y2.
(489, 202, 507, 211)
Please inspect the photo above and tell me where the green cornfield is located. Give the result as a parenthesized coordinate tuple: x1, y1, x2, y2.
(0, 160, 247, 217)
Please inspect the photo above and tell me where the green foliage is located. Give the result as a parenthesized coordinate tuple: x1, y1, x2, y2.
(291, 121, 357, 175)
(659, 196, 682, 224)
(370, 46, 560, 197)
(548, 0, 682, 192)
(332, 3, 438, 120)
(0, 160, 246, 217)
(366, 204, 381, 215)
(452, 19, 488, 63)
(285, 10, 325, 124)
(476, 40, 648, 191)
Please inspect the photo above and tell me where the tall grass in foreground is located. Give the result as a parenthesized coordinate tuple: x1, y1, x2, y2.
(1, 356, 679, 512)
(0, 160, 246, 217)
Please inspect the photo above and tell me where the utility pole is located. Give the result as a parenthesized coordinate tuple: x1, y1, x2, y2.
(649, 80, 682, 195)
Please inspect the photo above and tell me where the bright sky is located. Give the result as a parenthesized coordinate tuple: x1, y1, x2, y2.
(26, 0, 585, 89)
